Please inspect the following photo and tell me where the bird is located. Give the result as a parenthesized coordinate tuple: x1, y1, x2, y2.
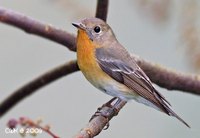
(72, 17, 190, 127)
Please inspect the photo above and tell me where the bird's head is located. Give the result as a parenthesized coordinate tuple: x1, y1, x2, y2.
(72, 17, 116, 47)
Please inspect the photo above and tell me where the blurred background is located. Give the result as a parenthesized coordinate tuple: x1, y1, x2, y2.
(0, 0, 200, 137)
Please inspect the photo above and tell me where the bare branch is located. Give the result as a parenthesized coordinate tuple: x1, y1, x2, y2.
(0, 60, 79, 117)
(95, 0, 109, 21)
(73, 100, 127, 138)
(0, 6, 76, 51)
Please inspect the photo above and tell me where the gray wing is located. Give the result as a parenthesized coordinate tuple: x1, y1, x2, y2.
(95, 47, 190, 127)
(95, 47, 170, 112)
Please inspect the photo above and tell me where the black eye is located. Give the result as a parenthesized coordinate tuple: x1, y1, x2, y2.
(94, 26, 101, 33)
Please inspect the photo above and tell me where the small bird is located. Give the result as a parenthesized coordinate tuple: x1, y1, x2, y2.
(72, 17, 189, 127)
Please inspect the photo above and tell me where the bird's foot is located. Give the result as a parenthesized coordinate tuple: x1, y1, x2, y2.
(102, 97, 118, 108)
(89, 97, 118, 121)
(89, 97, 120, 130)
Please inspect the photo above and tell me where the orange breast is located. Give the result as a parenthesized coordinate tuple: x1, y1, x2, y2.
(76, 30, 109, 88)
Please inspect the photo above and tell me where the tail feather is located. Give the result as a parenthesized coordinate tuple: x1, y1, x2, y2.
(162, 103, 190, 128)
(152, 90, 190, 128)
(135, 95, 190, 127)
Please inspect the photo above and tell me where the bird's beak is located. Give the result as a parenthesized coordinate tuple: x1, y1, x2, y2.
(72, 22, 86, 30)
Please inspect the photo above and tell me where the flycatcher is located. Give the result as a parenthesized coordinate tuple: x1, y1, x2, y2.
(72, 17, 189, 127)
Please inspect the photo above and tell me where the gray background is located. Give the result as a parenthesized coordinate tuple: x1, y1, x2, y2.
(0, 0, 199, 138)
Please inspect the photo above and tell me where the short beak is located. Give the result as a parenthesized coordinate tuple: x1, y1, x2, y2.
(72, 22, 86, 30)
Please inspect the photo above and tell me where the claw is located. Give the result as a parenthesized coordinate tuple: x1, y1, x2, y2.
(89, 97, 118, 122)
(89, 97, 123, 130)
(102, 97, 117, 108)
(103, 122, 110, 130)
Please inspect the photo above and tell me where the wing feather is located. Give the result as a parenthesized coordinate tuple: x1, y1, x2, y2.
(96, 48, 170, 113)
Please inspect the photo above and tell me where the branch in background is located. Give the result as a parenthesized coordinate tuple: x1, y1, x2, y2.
(0, 6, 76, 51)
(0, 2, 109, 51)
(95, 0, 109, 21)
(0, 60, 79, 117)
(73, 100, 127, 138)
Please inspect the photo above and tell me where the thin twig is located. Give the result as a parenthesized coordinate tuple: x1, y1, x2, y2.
(0, 6, 76, 51)
(7, 117, 60, 138)
(95, 0, 109, 21)
(0, 60, 79, 117)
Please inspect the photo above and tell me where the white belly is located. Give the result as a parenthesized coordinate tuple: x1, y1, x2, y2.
(90, 77, 139, 101)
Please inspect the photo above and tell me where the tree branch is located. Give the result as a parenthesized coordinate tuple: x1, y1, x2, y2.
(95, 0, 109, 22)
(0, 60, 79, 117)
(73, 100, 127, 138)
(0, 6, 76, 51)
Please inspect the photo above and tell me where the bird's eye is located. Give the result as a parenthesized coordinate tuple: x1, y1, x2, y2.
(94, 26, 101, 33)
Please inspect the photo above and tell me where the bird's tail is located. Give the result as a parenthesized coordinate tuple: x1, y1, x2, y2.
(162, 103, 190, 128)
(153, 88, 190, 128)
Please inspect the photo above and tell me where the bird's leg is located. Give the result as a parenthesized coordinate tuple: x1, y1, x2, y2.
(100, 97, 118, 109)
(89, 97, 122, 130)
(103, 98, 123, 130)
(109, 98, 123, 116)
